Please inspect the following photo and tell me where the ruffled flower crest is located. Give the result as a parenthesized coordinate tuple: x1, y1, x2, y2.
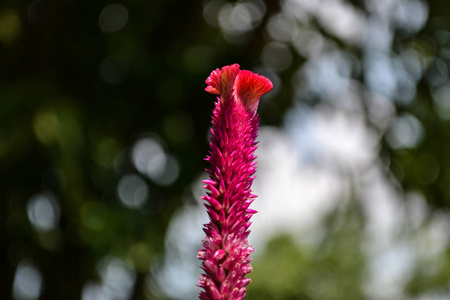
(205, 64, 272, 113)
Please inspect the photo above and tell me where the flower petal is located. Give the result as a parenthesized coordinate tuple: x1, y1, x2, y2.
(205, 68, 221, 95)
(234, 70, 273, 113)
(219, 64, 240, 100)
(205, 64, 241, 101)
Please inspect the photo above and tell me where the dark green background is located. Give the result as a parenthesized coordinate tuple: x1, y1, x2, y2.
(1, 0, 450, 299)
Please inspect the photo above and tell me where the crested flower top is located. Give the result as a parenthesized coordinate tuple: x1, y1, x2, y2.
(198, 64, 272, 300)
(205, 64, 273, 114)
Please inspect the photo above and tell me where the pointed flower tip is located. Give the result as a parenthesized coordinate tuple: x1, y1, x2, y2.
(220, 64, 240, 98)
(205, 64, 273, 113)
(205, 68, 221, 95)
(205, 64, 240, 96)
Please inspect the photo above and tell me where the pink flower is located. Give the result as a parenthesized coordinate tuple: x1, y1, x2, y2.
(198, 64, 273, 300)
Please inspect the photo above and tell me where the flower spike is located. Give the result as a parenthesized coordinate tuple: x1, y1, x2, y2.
(198, 64, 272, 299)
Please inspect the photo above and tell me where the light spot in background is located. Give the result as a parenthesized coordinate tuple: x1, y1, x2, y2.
(317, 0, 366, 45)
(417, 212, 450, 258)
(99, 56, 129, 85)
(366, 93, 395, 132)
(393, 0, 429, 34)
(365, 51, 422, 105)
(285, 106, 377, 170)
(401, 49, 424, 81)
(364, 243, 415, 300)
(252, 127, 344, 248)
(218, 3, 253, 34)
(117, 174, 148, 209)
(361, 166, 404, 253)
(82, 283, 106, 300)
(99, 4, 129, 33)
(285, 0, 319, 16)
(132, 137, 166, 179)
(99, 257, 136, 299)
(151, 155, 180, 187)
(404, 191, 428, 230)
(364, 52, 419, 104)
(261, 42, 293, 72)
(83, 257, 136, 300)
(0, 9, 21, 46)
(13, 260, 43, 300)
(290, 28, 326, 59)
(214, 0, 266, 43)
(365, 54, 397, 99)
(33, 110, 60, 145)
(391, 54, 419, 104)
(364, 19, 393, 53)
(281, 0, 311, 23)
(266, 14, 294, 43)
(386, 113, 424, 149)
(27, 193, 60, 232)
(299, 51, 353, 99)
(395, 75, 416, 104)
(147, 203, 206, 300)
(426, 58, 448, 87)
(203, 0, 226, 27)
(432, 82, 450, 119)
(132, 136, 179, 186)
(365, 0, 395, 15)
(242, 0, 266, 25)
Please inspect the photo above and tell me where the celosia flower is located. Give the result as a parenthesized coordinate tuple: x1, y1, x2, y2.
(198, 64, 273, 300)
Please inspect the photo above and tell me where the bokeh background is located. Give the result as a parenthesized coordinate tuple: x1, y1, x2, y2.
(1, 0, 450, 299)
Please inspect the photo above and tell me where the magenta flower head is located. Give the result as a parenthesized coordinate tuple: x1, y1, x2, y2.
(197, 64, 273, 300)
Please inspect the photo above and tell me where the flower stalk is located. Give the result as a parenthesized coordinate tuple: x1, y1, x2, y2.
(198, 64, 273, 300)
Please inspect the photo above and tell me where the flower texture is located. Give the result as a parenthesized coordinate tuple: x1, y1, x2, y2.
(198, 64, 273, 300)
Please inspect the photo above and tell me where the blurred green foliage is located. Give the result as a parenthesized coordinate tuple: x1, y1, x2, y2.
(0, 1, 287, 299)
(249, 202, 366, 300)
(2, 0, 450, 299)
